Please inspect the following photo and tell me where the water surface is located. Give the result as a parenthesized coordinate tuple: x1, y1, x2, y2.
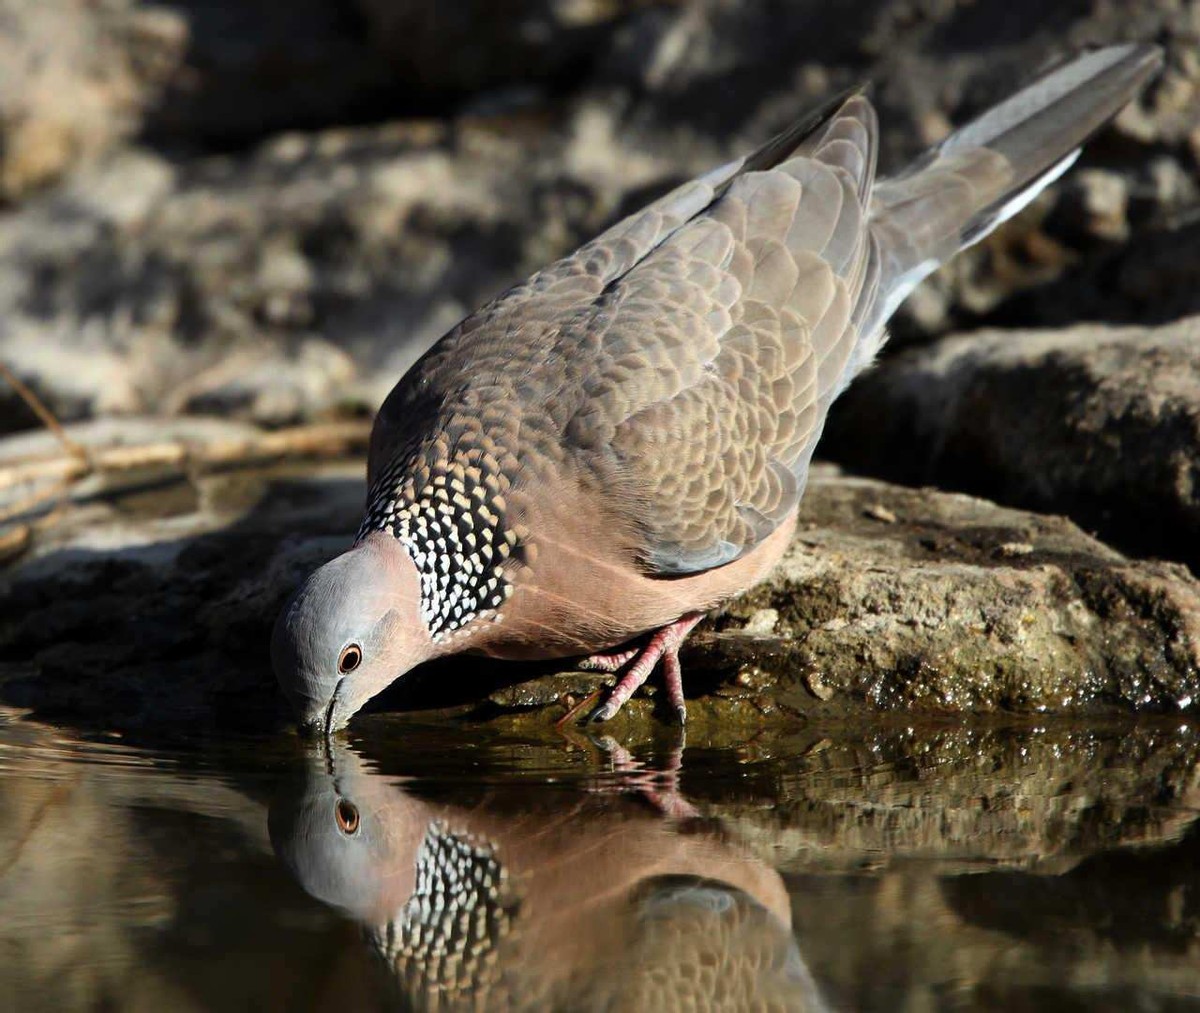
(2, 709, 1199, 1011)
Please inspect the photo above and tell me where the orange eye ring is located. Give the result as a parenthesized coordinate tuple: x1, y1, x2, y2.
(334, 798, 360, 835)
(338, 644, 362, 674)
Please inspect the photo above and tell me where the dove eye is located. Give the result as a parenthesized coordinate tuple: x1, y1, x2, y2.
(338, 644, 362, 674)
(334, 798, 360, 835)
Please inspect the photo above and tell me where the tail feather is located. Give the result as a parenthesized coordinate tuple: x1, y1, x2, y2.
(866, 43, 1162, 330)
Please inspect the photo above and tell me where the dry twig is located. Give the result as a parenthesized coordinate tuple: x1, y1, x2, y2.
(0, 361, 86, 460)
(1, 356, 373, 565)
(0, 420, 372, 495)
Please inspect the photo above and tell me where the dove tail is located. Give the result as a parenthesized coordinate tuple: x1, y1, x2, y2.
(865, 43, 1162, 332)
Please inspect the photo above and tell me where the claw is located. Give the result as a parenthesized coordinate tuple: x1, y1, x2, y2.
(663, 650, 687, 725)
(576, 613, 704, 723)
(587, 698, 620, 724)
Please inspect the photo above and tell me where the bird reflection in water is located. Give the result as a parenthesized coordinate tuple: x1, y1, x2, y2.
(270, 742, 829, 1011)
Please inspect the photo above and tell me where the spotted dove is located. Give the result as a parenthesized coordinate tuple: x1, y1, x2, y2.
(272, 44, 1162, 732)
(270, 745, 826, 1009)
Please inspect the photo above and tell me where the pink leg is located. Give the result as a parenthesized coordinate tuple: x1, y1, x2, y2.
(582, 613, 704, 724)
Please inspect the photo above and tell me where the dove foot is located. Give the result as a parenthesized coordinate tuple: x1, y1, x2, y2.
(581, 613, 704, 723)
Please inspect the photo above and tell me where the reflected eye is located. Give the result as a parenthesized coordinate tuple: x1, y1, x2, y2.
(338, 644, 362, 674)
(334, 798, 360, 835)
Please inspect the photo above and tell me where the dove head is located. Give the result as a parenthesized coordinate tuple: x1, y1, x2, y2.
(272, 532, 434, 734)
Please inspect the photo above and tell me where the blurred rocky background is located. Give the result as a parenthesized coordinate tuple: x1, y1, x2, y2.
(1, 0, 1195, 429)
(1, 0, 1198, 731)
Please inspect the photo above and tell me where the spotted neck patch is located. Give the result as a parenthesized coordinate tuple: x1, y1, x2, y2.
(359, 449, 522, 642)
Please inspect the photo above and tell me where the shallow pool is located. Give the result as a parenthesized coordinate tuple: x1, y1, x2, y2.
(2, 709, 1198, 1011)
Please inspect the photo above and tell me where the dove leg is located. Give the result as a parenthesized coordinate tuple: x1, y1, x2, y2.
(584, 613, 704, 724)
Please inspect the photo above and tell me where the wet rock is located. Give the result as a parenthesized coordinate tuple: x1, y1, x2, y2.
(681, 466, 1200, 724)
(2, 432, 1197, 730)
(824, 317, 1200, 568)
(0, 420, 370, 730)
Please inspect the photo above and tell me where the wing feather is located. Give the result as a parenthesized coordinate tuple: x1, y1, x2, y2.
(558, 97, 880, 574)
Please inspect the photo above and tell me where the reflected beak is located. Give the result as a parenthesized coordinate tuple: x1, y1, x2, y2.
(324, 684, 339, 739)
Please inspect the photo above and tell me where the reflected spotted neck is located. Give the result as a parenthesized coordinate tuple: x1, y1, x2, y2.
(370, 820, 517, 1000)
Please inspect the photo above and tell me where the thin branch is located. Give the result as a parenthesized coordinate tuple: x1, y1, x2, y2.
(0, 419, 372, 495)
(0, 418, 373, 561)
(0, 361, 87, 460)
